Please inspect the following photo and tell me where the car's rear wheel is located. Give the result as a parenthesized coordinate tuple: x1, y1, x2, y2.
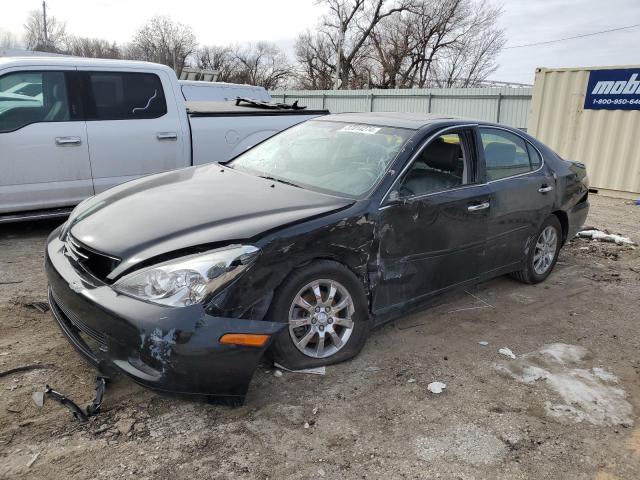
(511, 215, 562, 284)
(267, 260, 370, 370)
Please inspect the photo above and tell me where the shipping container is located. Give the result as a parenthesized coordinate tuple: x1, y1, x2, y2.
(528, 66, 640, 198)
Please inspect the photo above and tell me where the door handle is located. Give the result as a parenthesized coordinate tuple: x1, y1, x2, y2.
(156, 132, 178, 141)
(467, 202, 490, 211)
(538, 185, 554, 193)
(55, 136, 82, 146)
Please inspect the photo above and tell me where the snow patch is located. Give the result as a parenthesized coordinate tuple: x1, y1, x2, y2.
(496, 343, 633, 426)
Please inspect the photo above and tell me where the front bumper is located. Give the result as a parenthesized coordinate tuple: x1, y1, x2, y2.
(45, 229, 285, 405)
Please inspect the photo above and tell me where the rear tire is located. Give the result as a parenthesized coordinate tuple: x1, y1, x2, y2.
(511, 215, 562, 284)
(267, 260, 371, 370)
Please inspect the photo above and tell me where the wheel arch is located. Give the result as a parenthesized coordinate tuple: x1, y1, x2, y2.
(264, 254, 372, 320)
(551, 210, 569, 245)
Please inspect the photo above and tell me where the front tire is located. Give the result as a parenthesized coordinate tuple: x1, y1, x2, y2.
(511, 215, 562, 284)
(267, 260, 371, 370)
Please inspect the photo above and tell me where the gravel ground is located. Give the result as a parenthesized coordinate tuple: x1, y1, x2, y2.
(1, 193, 639, 480)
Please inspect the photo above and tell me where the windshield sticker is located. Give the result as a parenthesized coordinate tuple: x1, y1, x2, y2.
(339, 125, 382, 135)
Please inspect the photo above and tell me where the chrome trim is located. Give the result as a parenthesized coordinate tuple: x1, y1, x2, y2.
(538, 185, 554, 193)
(71, 236, 120, 262)
(55, 136, 82, 146)
(156, 132, 178, 141)
(66, 243, 88, 261)
(378, 182, 487, 210)
(467, 202, 490, 211)
(379, 124, 548, 209)
(0, 209, 72, 224)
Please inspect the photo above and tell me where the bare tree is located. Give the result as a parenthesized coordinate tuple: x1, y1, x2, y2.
(0, 28, 21, 49)
(23, 9, 67, 52)
(367, 10, 416, 88)
(231, 42, 292, 89)
(65, 36, 122, 59)
(127, 16, 197, 72)
(429, 1, 505, 87)
(296, 0, 505, 89)
(196, 45, 240, 82)
(294, 31, 335, 89)
(296, 0, 412, 88)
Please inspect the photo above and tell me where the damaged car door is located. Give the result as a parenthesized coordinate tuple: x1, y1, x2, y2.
(373, 127, 491, 314)
(479, 127, 556, 275)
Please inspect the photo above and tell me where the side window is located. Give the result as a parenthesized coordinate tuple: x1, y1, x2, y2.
(0, 71, 70, 133)
(398, 132, 468, 197)
(527, 143, 542, 168)
(86, 72, 167, 120)
(480, 128, 536, 181)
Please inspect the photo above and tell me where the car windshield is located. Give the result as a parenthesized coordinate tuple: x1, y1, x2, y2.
(227, 120, 413, 197)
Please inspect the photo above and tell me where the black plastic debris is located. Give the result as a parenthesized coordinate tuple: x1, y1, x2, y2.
(27, 301, 50, 313)
(45, 375, 109, 422)
(235, 97, 307, 110)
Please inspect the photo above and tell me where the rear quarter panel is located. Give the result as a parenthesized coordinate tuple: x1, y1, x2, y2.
(528, 138, 590, 240)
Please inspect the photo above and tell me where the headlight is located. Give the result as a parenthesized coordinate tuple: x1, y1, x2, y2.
(113, 245, 260, 307)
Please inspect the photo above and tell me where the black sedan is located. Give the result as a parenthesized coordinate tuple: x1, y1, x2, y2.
(46, 113, 589, 404)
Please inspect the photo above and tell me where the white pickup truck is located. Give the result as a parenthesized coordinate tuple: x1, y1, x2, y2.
(0, 57, 326, 220)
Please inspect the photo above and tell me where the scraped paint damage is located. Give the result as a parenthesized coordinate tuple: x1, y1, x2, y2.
(140, 328, 177, 372)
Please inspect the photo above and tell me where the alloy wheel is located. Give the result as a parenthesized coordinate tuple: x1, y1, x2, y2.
(288, 279, 355, 359)
(533, 225, 558, 275)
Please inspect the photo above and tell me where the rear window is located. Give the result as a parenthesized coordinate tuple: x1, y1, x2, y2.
(479, 128, 536, 181)
(85, 72, 167, 120)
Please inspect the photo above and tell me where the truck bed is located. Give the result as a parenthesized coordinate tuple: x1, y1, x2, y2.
(186, 100, 328, 117)
(187, 100, 328, 165)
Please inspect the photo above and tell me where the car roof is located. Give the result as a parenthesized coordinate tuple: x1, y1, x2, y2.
(0, 56, 175, 74)
(179, 80, 266, 90)
(318, 112, 466, 130)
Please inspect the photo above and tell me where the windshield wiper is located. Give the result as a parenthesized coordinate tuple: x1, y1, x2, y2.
(258, 175, 303, 189)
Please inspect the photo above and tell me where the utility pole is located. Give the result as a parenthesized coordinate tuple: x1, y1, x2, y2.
(42, 1, 48, 49)
(334, 27, 344, 90)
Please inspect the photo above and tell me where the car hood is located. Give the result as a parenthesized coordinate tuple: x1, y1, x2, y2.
(69, 164, 352, 278)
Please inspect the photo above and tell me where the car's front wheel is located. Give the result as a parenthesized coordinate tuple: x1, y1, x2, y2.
(267, 260, 370, 370)
(511, 215, 562, 284)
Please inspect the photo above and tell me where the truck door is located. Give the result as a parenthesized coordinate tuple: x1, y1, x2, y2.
(78, 69, 186, 194)
(0, 68, 93, 214)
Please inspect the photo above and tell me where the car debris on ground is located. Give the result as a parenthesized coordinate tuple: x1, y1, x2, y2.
(577, 229, 635, 245)
(498, 347, 517, 359)
(26, 301, 49, 313)
(26, 452, 40, 468)
(427, 381, 447, 394)
(273, 362, 326, 376)
(0, 363, 53, 378)
(44, 376, 109, 422)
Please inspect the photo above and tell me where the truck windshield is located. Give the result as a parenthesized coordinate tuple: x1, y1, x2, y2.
(227, 120, 413, 198)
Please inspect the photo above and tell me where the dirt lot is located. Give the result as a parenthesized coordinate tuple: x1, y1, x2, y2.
(1, 194, 639, 480)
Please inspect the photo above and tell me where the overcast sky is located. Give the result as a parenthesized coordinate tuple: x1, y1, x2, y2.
(2, 0, 640, 84)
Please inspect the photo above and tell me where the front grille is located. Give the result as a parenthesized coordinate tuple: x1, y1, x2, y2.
(50, 290, 107, 347)
(65, 235, 120, 281)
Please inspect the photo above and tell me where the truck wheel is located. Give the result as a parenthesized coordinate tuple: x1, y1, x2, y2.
(267, 260, 371, 370)
(511, 215, 562, 284)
